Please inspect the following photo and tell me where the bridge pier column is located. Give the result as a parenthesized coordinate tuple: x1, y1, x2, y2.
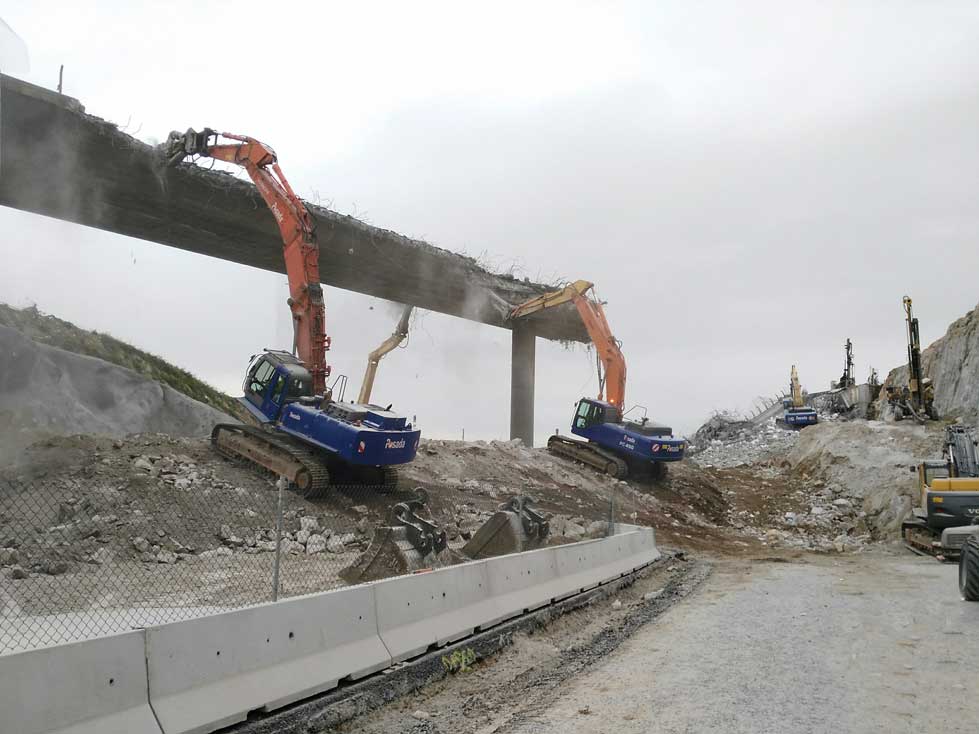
(509, 325, 536, 446)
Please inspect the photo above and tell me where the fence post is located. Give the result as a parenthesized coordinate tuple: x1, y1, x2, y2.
(272, 476, 286, 602)
(607, 486, 615, 536)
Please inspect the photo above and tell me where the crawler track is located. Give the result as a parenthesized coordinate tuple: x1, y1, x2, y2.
(547, 434, 629, 478)
(903, 524, 960, 562)
(211, 423, 331, 498)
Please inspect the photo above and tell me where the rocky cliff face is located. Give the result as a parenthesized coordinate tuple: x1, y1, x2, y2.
(878, 301, 979, 423)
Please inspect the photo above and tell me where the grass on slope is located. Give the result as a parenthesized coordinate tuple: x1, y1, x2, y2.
(0, 304, 247, 421)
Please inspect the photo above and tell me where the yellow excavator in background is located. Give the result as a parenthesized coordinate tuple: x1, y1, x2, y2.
(358, 305, 413, 405)
(776, 365, 818, 429)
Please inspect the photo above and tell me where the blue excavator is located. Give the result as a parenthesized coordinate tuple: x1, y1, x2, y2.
(508, 280, 685, 480)
(777, 365, 818, 429)
(164, 129, 419, 496)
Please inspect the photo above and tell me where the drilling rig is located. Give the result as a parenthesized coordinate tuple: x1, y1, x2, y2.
(886, 296, 938, 422)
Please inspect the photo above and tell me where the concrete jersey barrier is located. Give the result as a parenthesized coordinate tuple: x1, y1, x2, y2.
(0, 630, 160, 734)
(3, 526, 658, 734)
(145, 584, 389, 734)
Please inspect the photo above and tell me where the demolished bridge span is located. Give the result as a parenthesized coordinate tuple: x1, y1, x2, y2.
(0, 74, 586, 343)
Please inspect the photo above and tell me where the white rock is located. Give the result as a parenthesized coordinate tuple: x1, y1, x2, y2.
(611, 599, 622, 610)
(586, 520, 608, 537)
(562, 520, 586, 540)
(326, 537, 346, 553)
(0, 547, 21, 566)
(88, 547, 112, 565)
(133, 457, 154, 472)
(299, 516, 320, 533)
(412, 711, 431, 721)
(156, 550, 178, 564)
(295, 530, 311, 545)
(643, 589, 664, 601)
(200, 547, 233, 559)
(306, 534, 327, 554)
(132, 536, 151, 553)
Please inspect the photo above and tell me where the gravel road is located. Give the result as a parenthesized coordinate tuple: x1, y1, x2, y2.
(505, 552, 978, 734)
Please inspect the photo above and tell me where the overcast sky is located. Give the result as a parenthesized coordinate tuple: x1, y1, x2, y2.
(1, 1, 978, 442)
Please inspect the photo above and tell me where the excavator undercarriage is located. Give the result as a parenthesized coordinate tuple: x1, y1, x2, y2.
(211, 423, 398, 499)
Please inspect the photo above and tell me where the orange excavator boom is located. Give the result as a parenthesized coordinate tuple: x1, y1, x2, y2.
(165, 129, 331, 394)
(508, 280, 626, 409)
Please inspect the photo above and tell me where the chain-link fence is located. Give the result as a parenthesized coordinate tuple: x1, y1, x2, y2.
(1, 437, 623, 655)
(0, 455, 420, 654)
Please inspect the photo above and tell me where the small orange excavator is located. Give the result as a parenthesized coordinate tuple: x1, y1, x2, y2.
(509, 280, 684, 479)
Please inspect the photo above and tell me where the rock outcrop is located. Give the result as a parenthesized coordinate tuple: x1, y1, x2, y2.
(786, 420, 943, 537)
(877, 301, 979, 423)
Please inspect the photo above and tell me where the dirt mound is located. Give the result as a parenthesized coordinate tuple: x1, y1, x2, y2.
(0, 325, 232, 459)
(400, 438, 734, 552)
(785, 420, 943, 537)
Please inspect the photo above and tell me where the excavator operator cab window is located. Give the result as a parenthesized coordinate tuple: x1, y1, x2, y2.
(245, 358, 276, 406)
(923, 464, 949, 487)
(575, 400, 602, 429)
(287, 375, 311, 399)
(269, 374, 287, 405)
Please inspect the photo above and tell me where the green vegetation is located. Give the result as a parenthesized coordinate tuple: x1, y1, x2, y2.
(0, 304, 247, 420)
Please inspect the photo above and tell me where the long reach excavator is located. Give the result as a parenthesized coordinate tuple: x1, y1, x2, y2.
(509, 280, 685, 480)
(164, 129, 419, 496)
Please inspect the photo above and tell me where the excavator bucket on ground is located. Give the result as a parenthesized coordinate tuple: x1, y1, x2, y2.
(340, 489, 454, 584)
(462, 495, 550, 559)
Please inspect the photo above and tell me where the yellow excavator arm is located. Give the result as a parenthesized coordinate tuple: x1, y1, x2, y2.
(508, 280, 627, 410)
(357, 305, 413, 405)
(790, 365, 805, 408)
(508, 279, 595, 318)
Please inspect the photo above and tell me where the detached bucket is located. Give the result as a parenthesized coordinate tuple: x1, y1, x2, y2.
(463, 495, 549, 559)
(341, 488, 450, 584)
(340, 526, 431, 584)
